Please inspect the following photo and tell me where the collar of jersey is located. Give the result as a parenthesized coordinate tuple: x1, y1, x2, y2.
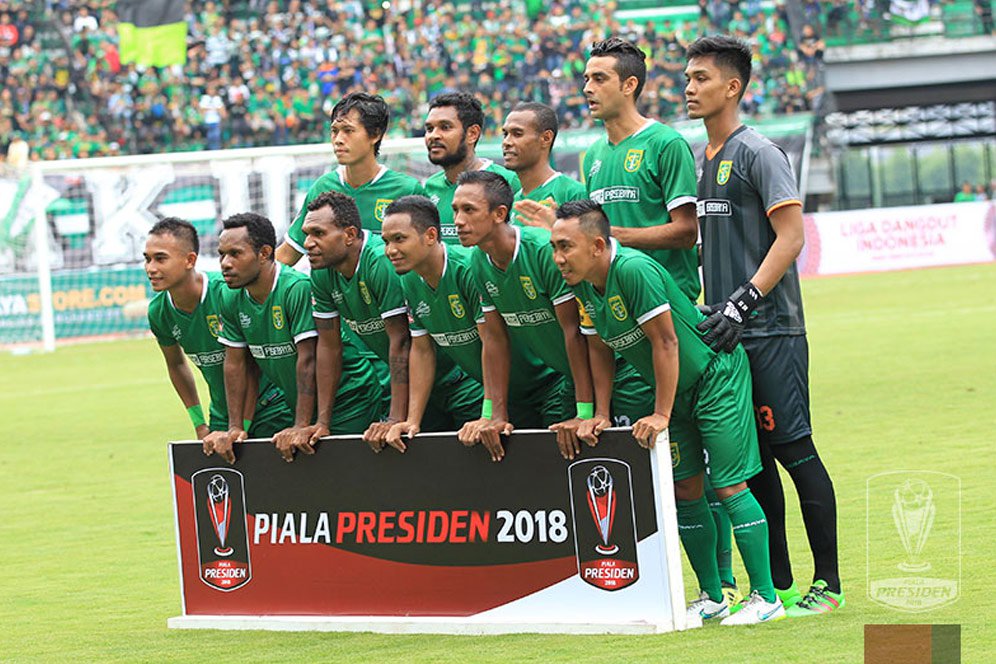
(342, 230, 370, 282)
(245, 263, 281, 304)
(166, 269, 209, 313)
(336, 164, 388, 189)
(444, 159, 493, 186)
(611, 119, 657, 147)
(517, 171, 562, 199)
(419, 246, 449, 290)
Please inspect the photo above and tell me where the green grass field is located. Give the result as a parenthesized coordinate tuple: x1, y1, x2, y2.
(2, 263, 993, 663)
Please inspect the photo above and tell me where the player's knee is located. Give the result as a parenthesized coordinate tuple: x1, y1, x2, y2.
(673, 475, 704, 502)
(711, 481, 748, 501)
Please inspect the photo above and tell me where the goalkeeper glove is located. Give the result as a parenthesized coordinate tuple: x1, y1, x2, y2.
(696, 282, 762, 352)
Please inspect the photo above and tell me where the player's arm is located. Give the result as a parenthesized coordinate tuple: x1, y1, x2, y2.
(158, 343, 209, 441)
(548, 297, 594, 460)
(275, 241, 303, 266)
(577, 331, 616, 447)
(292, 336, 317, 428)
(751, 202, 804, 295)
(386, 333, 435, 453)
(364, 314, 411, 445)
(240, 358, 261, 432)
(311, 316, 342, 442)
(635, 311, 679, 449)
(610, 202, 698, 250)
(457, 310, 513, 462)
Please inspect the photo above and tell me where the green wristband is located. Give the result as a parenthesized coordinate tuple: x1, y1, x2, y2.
(186, 404, 206, 428)
(243, 419, 252, 432)
(576, 402, 594, 419)
(481, 398, 493, 419)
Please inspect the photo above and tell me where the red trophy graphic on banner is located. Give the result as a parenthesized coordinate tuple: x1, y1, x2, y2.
(206, 474, 234, 557)
(586, 466, 619, 555)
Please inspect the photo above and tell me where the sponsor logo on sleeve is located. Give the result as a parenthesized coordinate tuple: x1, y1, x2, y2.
(696, 199, 732, 218)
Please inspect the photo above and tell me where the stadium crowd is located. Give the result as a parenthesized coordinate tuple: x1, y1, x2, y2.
(0, 0, 824, 160)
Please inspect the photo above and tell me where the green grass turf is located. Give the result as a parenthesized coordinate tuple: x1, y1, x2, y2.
(2, 263, 993, 662)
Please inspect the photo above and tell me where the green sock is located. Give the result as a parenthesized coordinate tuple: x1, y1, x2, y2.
(677, 496, 723, 602)
(705, 482, 734, 586)
(723, 488, 777, 603)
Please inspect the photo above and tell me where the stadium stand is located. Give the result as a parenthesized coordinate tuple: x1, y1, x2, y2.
(1, 0, 829, 160)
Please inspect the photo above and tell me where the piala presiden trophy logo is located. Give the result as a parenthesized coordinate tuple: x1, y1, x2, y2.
(568, 459, 639, 591)
(191, 468, 252, 591)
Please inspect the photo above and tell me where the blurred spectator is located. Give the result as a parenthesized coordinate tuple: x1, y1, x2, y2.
(953, 181, 975, 202)
(8, 0, 823, 160)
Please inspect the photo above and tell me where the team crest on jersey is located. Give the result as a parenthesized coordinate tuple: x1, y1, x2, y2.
(448, 294, 465, 319)
(608, 295, 628, 321)
(519, 276, 537, 300)
(271, 306, 285, 330)
(374, 198, 392, 224)
(670, 440, 680, 468)
(206, 315, 220, 338)
(623, 149, 644, 173)
(359, 280, 372, 305)
(717, 160, 733, 185)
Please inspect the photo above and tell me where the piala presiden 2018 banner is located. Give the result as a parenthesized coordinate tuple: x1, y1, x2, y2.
(168, 429, 688, 634)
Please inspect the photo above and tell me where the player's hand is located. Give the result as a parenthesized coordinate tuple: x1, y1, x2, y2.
(479, 419, 513, 462)
(385, 420, 419, 453)
(308, 423, 330, 445)
(203, 427, 247, 464)
(272, 425, 316, 462)
(577, 415, 611, 447)
(632, 413, 669, 449)
(363, 419, 397, 449)
(696, 282, 762, 353)
(549, 417, 582, 460)
(696, 303, 720, 316)
(195, 424, 211, 442)
(457, 417, 491, 446)
(513, 199, 557, 229)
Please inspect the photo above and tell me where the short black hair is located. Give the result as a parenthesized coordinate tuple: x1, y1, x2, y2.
(384, 195, 441, 235)
(456, 170, 513, 222)
(590, 37, 648, 101)
(556, 199, 610, 242)
(149, 217, 199, 254)
(330, 92, 390, 156)
(511, 102, 559, 147)
(306, 190, 361, 232)
(686, 35, 753, 100)
(429, 92, 485, 141)
(222, 212, 276, 257)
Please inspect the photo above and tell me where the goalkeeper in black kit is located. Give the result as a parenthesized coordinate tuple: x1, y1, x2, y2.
(685, 35, 843, 617)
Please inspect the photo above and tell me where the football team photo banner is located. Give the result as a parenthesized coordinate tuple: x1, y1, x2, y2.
(168, 430, 689, 634)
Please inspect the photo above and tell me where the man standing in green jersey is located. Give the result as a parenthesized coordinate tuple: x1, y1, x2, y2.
(216, 213, 381, 462)
(551, 200, 784, 626)
(144, 218, 293, 463)
(378, 195, 566, 462)
(460, 170, 654, 460)
(581, 37, 701, 302)
(686, 36, 842, 617)
(302, 190, 481, 449)
(275, 92, 424, 265)
(500, 102, 587, 229)
(423, 92, 520, 242)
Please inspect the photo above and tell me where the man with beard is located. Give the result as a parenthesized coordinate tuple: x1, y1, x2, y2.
(422, 92, 520, 243)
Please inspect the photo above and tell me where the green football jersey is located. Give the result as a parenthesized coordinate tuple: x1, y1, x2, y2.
(511, 171, 587, 226)
(572, 240, 715, 395)
(284, 165, 425, 253)
(147, 271, 285, 431)
(423, 159, 521, 244)
(470, 225, 575, 377)
(400, 244, 557, 397)
(582, 120, 700, 302)
(219, 264, 380, 421)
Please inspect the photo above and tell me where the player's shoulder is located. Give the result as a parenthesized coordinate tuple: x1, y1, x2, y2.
(614, 244, 664, 275)
(307, 170, 343, 195)
(730, 127, 785, 162)
(423, 170, 448, 188)
(278, 263, 310, 289)
(640, 120, 686, 146)
(382, 167, 423, 190)
(147, 290, 169, 320)
(554, 173, 587, 199)
(484, 161, 521, 186)
(519, 223, 552, 249)
(446, 243, 475, 268)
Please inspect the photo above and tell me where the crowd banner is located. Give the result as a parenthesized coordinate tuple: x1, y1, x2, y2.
(799, 201, 996, 276)
(167, 429, 690, 635)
